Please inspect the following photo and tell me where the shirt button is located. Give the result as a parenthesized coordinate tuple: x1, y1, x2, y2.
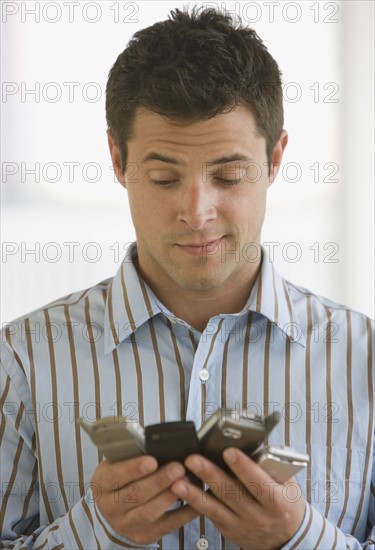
(199, 369, 209, 382)
(196, 537, 209, 549)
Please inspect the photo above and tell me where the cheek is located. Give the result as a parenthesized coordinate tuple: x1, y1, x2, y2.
(226, 185, 267, 218)
(127, 187, 149, 230)
(227, 192, 267, 238)
(127, 186, 172, 229)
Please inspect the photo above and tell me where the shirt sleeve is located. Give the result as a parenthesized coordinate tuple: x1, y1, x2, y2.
(0, 345, 158, 550)
(281, 502, 375, 550)
(281, 438, 375, 550)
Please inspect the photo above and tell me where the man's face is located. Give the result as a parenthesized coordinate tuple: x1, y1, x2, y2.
(109, 105, 287, 296)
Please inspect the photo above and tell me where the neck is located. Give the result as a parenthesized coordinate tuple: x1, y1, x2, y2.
(135, 259, 261, 332)
(165, 283, 257, 331)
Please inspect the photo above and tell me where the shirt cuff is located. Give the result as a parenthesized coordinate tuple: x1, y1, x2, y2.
(61, 486, 159, 549)
(281, 501, 348, 549)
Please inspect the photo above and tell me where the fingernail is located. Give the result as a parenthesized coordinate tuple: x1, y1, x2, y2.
(186, 456, 203, 472)
(173, 481, 188, 497)
(223, 448, 237, 464)
(168, 463, 185, 481)
(140, 457, 157, 474)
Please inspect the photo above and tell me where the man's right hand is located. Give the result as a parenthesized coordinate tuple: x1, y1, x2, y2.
(90, 455, 199, 545)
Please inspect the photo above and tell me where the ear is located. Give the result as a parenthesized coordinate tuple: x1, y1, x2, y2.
(107, 129, 126, 188)
(268, 130, 288, 185)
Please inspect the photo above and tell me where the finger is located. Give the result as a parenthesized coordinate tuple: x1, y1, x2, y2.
(93, 455, 158, 492)
(116, 461, 186, 510)
(223, 448, 289, 509)
(125, 489, 198, 529)
(183, 454, 262, 512)
(170, 477, 236, 527)
(104, 488, 199, 543)
(184, 453, 235, 486)
(163, 501, 200, 532)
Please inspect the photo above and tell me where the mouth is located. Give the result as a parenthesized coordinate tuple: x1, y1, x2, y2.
(176, 237, 224, 257)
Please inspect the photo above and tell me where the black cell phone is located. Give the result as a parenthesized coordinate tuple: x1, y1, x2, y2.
(197, 408, 280, 472)
(145, 421, 202, 486)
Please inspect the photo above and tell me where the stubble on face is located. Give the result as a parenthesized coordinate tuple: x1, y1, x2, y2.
(140, 237, 251, 293)
(124, 105, 271, 303)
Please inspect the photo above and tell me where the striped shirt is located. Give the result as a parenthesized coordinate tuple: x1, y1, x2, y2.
(1, 242, 374, 550)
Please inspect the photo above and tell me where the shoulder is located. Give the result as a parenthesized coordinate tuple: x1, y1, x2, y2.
(3, 276, 112, 329)
(286, 277, 372, 317)
(283, 278, 374, 346)
(1, 275, 114, 373)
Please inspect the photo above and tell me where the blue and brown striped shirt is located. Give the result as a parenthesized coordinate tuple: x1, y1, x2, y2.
(1, 243, 374, 549)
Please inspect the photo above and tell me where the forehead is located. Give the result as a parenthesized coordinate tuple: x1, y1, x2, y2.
(127, 105, 265, 157)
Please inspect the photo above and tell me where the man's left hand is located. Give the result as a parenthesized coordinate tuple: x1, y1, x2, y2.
(170, 447, 306, 550)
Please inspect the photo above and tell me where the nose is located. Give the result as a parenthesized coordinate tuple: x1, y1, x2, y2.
(177, 182, 217, 230)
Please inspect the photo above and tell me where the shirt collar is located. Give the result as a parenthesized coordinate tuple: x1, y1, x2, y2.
(243, 246, 306, 347)
(104, 243, 305, 353)
(103, 243, 161, 354)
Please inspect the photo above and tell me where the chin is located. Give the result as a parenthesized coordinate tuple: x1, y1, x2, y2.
(173, 271, 227, 292)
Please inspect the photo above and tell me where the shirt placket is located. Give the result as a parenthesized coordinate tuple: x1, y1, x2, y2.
(185, 316, 238, 550)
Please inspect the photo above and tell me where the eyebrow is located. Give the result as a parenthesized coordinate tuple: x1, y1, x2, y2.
(140, 152, 253, 166)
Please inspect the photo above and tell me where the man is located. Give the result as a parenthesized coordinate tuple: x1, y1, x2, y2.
(1, 6, 374, 549)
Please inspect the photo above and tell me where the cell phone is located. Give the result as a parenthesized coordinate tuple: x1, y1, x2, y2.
(78, 416, 146, 462)
(145, 421, 202, 486)
(197, 408, 281, 471)
(252, 445, 309, 483)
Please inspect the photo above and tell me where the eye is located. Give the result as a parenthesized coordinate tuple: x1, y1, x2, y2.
(150, 178, 179, 187)
(215, 177, 242, 186)
(213, 164, 245, 186)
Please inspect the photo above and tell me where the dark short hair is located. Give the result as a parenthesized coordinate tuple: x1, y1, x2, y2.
(106, 6, 284, 172)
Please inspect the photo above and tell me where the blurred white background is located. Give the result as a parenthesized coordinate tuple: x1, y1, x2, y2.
(1, 0, 374, 324)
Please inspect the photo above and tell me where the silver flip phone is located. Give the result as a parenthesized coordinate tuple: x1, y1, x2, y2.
(197, 408, 281, 471)
(79, 416, 146, 462)
(252, 445, 309, 483)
